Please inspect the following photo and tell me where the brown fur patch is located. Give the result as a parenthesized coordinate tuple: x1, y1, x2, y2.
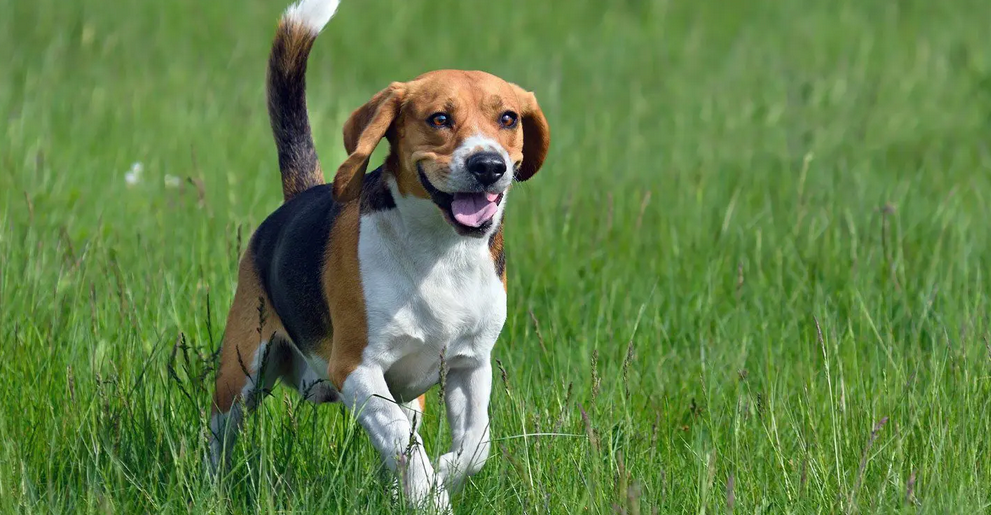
(389, 153, 430, 200)
(489, 224, 507, 290)
(417, 394, 427, 413)
(507, 85, 550, 182)
(212, 248, 288, 414)
(321, 200, 369, 390)
(394, 71, 526, 196)
(334, 70, 550, 204)
(334, 83, 405, 202)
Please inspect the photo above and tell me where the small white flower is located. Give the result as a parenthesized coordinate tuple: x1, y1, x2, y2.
(125, 162, 143, 186)
(164, 174, 181, 188)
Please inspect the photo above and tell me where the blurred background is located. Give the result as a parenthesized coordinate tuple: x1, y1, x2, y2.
(2, 0, 991, 512)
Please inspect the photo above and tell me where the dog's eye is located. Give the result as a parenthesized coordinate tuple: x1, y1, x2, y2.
(499, 111, 519, 129)
(427, 113, 451, 128)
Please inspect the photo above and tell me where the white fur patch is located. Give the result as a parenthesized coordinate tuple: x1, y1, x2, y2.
(208, 405, 242, 472)
(456, 134, 512, 162)
(324, 174, 505, 506)
(284, 0, 341, 35)
(358, 181, 508, 394)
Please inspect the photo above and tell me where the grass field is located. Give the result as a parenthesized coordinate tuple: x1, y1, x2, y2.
(3, 0, 991, 512)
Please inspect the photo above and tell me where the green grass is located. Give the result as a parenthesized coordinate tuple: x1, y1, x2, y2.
(3, 0, 991, 512)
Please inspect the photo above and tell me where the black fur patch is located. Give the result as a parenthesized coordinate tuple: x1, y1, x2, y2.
(359, 166, 396, 213)
(251, 184, 339, 349)
(268, 23, 322, 201)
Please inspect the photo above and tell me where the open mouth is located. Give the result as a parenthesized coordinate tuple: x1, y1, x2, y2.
(418, 167, 504, 237)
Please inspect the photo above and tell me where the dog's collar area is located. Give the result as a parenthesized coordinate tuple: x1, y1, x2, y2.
(416, 166, 503, 238)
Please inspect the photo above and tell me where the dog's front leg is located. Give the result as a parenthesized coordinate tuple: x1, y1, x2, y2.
(437, 359, 492, 493)
(341, 365, 449, 511)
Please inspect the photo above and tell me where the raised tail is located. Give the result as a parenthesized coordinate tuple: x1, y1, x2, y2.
(267, 0, 340, 202)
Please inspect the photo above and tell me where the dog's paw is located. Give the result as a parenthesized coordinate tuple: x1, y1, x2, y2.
(421, 488, 451, 514)
(435, 452, 458, 492)
(435, 450, 481, 495)
(392, 481, 450, 513)
(388, 458, 451, 513)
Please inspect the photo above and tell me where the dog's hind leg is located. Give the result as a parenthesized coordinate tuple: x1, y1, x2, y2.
(284, 346, 340, 404)
(208, 252, 292, 473)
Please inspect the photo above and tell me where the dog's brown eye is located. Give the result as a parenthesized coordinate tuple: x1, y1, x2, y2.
(428, 113, 451, 128)
(499, 111, 518, 128)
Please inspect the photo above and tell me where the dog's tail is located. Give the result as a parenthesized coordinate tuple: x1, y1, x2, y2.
(267, 0, 340, 202)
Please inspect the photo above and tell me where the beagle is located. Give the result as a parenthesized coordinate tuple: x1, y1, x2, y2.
(208, 0, 549, 509)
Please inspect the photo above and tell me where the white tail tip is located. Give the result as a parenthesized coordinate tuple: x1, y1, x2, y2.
(284, 0, 341, 35)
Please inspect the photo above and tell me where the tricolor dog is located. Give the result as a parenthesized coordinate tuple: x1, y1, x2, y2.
(208, 0, 550, 509)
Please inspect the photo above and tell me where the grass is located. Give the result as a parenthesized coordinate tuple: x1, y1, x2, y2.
(2, 0, 991, 512)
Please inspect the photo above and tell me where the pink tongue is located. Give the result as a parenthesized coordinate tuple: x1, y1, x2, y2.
(451, 192, 500, 227)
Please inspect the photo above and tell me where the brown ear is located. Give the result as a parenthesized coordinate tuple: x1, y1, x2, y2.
(511, 85, 550, 181)
(333, 82, 406, 202)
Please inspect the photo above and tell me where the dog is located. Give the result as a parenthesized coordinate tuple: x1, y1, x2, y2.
(208, 0, 549, 509)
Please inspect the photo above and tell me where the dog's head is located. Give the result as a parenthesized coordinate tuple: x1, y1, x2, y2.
(333, 70, 550, 237)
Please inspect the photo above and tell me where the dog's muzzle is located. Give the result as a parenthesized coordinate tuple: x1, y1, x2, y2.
(464, 152, 506, 187)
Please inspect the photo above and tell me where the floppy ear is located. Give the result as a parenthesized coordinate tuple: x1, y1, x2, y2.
(333, 82, 406, 202)
(510, 85, 550, 181)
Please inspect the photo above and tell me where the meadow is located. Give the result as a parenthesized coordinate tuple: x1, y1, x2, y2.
(2, 0, 991, 512)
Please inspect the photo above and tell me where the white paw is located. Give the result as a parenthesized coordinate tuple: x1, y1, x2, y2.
(394, 456, 451, 513)
(435, 452, 465, 494)
(394, 481, 450, 513)
(423, 488, 451, 514)
(436, 440, 490, 493)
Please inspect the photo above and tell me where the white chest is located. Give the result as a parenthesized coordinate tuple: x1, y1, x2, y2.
(357, 212, 507, 398)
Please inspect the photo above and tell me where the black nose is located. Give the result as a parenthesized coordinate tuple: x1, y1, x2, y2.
(465, 152, 506, 186)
